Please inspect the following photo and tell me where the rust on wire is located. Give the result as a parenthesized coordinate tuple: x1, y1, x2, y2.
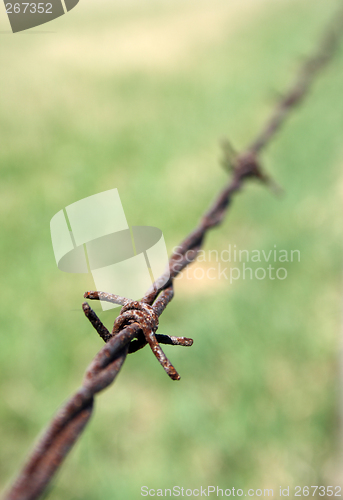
(3, 6, 343, 500)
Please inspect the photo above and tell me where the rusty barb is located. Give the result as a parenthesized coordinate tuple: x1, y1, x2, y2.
(3, 5, 343, 500)
(83, 293, 193, 381)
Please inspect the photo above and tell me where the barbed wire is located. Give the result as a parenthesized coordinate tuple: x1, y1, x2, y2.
(3, 5, 343, 500)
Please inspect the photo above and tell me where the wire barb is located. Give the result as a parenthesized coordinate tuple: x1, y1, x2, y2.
(84, 291, 192, 379)
(82, 302, 112, 343)
(112, 300, 180, 380)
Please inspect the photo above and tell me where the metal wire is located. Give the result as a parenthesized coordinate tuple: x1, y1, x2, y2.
(3, 6, 343, 500)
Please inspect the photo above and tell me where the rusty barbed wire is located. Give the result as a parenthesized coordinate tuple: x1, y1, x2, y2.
(3, 5, 343, 500)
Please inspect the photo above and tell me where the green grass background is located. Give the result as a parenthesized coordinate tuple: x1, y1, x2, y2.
(0, 0, 343, 498)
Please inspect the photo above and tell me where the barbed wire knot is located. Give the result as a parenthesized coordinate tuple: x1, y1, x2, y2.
(83, 292, 193, 381)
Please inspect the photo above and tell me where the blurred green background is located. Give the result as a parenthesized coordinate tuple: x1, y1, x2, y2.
(1, 0, 343, 498)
